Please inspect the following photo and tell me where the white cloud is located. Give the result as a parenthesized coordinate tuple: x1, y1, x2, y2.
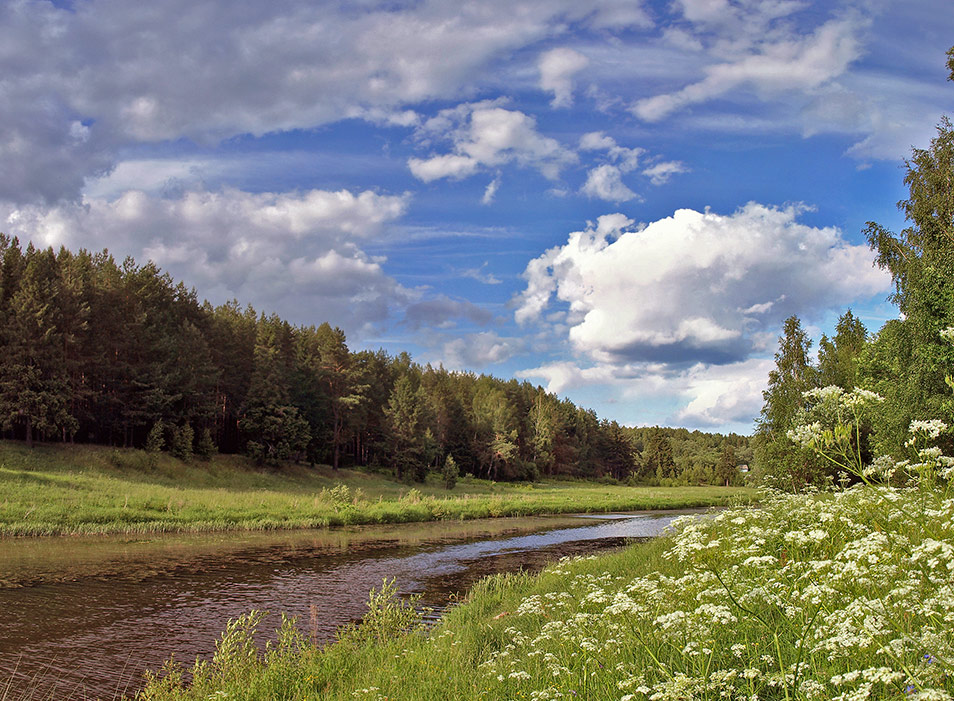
(408, 103, 576, 182)
(460, 262, 503, 285)
(514, 203, 890, 367)
(539, 48, 590, 108)
(516, 361, 622, 394)
(642, 160, 689, 185)
(482, 176, 501, 205)
(517, 356, 772, 429)
(2, 187, 413, 335)
(581, 165, 638, 202)
(579, 132, 644, 171)
(672, 358, 776, 427)
(0, 0, 650, 204)
(578, 132, 651, 201)
(632, 14, 867, 122)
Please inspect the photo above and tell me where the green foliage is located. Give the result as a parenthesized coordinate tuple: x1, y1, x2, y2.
(715, 440, 737, 486)
(0, 236, 741, 485)
(146, 421, 165, 453)
(860, 74, 954, 456)
(817, 309, 868, 390)
(170, 423, 194, 461)
(442, 453, 458, 490)
(642, 428, 675, 481)
(337, 578, 422, 645)
(753, 315, 828, 489)
(385, 374, 426, 481)
(195, 427, 216, 460)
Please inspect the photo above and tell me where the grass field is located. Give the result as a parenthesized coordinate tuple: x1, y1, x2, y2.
(0, 442, 754, 536)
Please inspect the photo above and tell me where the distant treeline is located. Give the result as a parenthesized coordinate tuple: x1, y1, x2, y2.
(0, 236, 747, 484)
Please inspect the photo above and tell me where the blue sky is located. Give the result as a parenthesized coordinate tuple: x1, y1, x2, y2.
(2, 0, 952, 433)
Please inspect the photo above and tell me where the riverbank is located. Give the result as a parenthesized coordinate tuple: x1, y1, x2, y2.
(140, 483, 954, 701)
(0, 442, 753, 536)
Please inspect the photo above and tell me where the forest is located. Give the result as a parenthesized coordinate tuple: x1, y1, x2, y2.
(0, 238, 747, 485)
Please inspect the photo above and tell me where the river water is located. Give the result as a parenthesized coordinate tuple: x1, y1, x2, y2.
(0, 510, 698, 699)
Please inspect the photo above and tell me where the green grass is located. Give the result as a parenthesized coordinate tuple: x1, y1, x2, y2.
(138, 483, 954, 701)
(0, 441, 754, 536)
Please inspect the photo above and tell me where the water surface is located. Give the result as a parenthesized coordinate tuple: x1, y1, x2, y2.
(0, 510, 697, 699)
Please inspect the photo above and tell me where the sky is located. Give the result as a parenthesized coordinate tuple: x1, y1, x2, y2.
(2, 0, 953, 434)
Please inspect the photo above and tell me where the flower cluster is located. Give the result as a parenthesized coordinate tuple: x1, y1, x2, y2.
(470, 486, 953, 700)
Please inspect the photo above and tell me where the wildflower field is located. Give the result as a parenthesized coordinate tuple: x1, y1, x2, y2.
(139, 476, 953, 700)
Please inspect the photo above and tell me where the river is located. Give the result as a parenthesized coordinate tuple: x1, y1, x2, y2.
(0, 509, 699, 699)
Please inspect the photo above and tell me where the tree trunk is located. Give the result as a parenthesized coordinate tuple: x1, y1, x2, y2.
(25, 415, 33, 448)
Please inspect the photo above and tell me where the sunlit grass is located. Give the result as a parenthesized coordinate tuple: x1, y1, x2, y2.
(0, 442, 754, 536)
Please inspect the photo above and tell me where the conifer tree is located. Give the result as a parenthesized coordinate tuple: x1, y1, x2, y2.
(0, 247, 75, 445)
(385, 374, 425, 481)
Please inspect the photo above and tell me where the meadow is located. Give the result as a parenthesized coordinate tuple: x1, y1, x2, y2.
(138, 480, 954, 701)
(0, 442, 752, 537)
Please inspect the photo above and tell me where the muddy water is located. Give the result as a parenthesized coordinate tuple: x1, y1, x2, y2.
(0, 510, 697, 699)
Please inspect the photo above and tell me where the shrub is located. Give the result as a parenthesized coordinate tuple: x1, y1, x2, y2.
(442, 454, 458, 490)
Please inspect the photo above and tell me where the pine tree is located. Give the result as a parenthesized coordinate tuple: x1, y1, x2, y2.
(0, 247, 76, 445)
(716, 441, 737, 487)
(817, 309, 868, 390)
(170, 424, 194, 461)
(145, 421, 165, 453)
(315, 323, 366, 470)
(442, 453, 458, 490)
(195, 427, 216, 460)
(385, 375, 425, 481)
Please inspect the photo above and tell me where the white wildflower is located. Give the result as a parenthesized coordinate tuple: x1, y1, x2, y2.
(788, 422, 823, 448)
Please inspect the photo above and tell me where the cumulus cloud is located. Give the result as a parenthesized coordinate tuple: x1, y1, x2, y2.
(671, 358, 776, 427)
(578, 132, 649, 201)
(0, 0, 649, 204)
(581, 165, 639, 202)
(514, 203, 890, 367)
(517, 356, 772, 429)
(539, 48, 590, 107)
(408, 103, 576, 182)
(2, 187, 414, 335)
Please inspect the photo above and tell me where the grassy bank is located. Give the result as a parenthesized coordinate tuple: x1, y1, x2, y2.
(0, 442, 753, 536)
(139, 483, 954, 701)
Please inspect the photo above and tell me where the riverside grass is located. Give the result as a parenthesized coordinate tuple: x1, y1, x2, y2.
(139, 483, 954, 701)
(0, 441, 752, 537)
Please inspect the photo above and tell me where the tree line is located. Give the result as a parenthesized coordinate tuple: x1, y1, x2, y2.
(755, 47, 954, 489)
(0, 238, 745, 483)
